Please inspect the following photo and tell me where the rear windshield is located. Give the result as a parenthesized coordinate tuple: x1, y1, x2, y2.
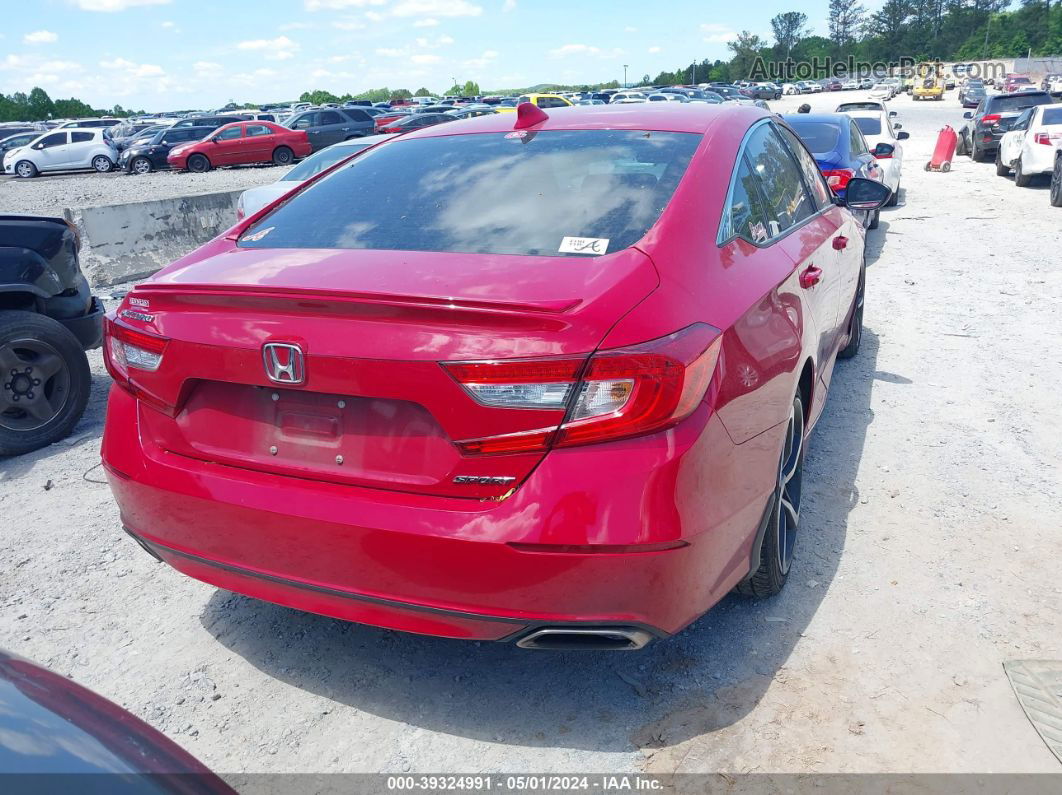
(281, 144, 372, 181)
(238, 130, 700, 257)
(853, 117, 882, 136)
(991, 94, 1051, 111)
(1042, 108, 1062, 125)
(786, 122, 841, 153)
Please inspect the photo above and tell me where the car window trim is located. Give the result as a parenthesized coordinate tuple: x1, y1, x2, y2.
(717, 118, 832, 249)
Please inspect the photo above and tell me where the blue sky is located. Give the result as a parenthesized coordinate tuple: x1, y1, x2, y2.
(3, 0, 836, 110)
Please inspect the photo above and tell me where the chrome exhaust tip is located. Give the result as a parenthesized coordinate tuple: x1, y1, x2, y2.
(515, 627, 653, 651)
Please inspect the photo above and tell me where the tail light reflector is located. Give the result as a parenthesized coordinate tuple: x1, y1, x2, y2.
(446, 324, 721, 455)
(981, 114, 1002, 126)
(1034, 132, 1062, 145)
(823, 168, 855, 190)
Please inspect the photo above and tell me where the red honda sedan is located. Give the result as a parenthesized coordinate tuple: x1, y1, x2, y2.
(102, 104, 889, 650)
(167, 121, 311, 172)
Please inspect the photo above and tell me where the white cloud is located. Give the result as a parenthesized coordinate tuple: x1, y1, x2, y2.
(548, 43, 623, 59)
(701, 23, 737, 44)
(193, 60, 223, 78)
(503, 0, 516, 10)
(463, 49, 497, 69)
(236, 35, 299, 60)
(411, 53, 442, 64)
(413, 17, 439, 26)
(648, 46, 661, 54)
(334, 19, 366, 29)
(24, 30, 58, 44)
(69, 0, 171, 10)
(99, 57, 164, 77)
(304, 0, 385, 9)
(39, 59, 81, 73)
(624, 25, 637, 32)
(376, 47, 406, 57)
(415, 34, 454, 48)
(365, 10, 385, 20)
(280, 21, 314, 30)
(392, 0, 482, 18)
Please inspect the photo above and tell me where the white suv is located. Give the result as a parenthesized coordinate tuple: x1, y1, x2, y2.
(4, 128, 118, 178)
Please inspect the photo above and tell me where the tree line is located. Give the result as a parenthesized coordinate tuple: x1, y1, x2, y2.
(0, 87, 144, 123)
(720, 0, 1061, 83)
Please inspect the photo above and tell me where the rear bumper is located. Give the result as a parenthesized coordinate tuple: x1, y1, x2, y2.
(102, 386, 779, 643)
(1020, 145, 1058, 175)
(57, 297, 104, 350)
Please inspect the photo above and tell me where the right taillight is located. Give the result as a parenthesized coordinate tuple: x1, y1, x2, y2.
(822, 168, 855, 190)
(445, 324, 721, 455)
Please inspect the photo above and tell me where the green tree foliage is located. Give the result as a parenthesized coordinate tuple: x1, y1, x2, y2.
(0, 86, 132, 122)
(413, 87, 433, 96)
(771, 11, 810, 56)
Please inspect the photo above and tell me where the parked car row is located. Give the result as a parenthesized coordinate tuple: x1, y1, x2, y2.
(957, 89, 1062, 209)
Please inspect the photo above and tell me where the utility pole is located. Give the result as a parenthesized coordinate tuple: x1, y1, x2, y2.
(623, 64, 629, 88)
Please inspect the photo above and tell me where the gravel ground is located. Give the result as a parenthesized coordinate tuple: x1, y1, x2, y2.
(0, 163, 292, 216)
(1, 90, 1061, 779)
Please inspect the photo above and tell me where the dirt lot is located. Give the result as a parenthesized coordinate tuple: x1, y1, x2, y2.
(1, 90, 1061, 778)
(0, 162, 290, 217)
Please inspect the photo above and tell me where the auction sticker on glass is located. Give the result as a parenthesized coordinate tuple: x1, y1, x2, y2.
(558, 236, 609, 255)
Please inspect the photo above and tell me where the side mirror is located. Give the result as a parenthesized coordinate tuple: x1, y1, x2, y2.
(872, 142, 895, 158)
(889, 111, 898, 117)
(963, 111, 973, 119)
(897, 130, 910, 140)
(844, 177, 891, 210)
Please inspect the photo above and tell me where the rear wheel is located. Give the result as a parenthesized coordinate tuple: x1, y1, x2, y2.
(971, 142, 987, 162)
(272, 146, 294, 166)
(187, 154, 211, 173)
(886, 181, 899, 206)
(736, 394, 805, 598)
(956, 131, 968, 156)
(14, 160, 37, 178)
(1050, 154, 1062, 207)
(838, 263, 865, 360)
(1014, 158, 1032, 187)
(92, 155, 113, 173)
(995, 148, 1011, 176)
(0, 312, 91, 456)
(130, 156, 153, 175)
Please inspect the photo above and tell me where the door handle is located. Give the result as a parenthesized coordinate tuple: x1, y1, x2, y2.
(799, 265, 823, 289)
(832, 236, 849, 250)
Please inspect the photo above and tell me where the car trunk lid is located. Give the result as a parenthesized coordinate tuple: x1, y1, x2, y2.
(119, 246, 658, 499)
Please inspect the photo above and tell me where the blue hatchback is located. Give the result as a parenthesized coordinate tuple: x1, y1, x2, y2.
(783, 113, 890, 229)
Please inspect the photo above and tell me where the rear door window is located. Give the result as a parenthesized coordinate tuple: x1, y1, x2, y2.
(71, 131, 94, 143)
(319, 111, 344, 126)
(239, 129, 700, 257)
(722, 156, 772, 245)
(245, 124, 273, 137)
(775, 124, 832, 209)
(342, 109, 371, 122)
(742, 124, 815, 236)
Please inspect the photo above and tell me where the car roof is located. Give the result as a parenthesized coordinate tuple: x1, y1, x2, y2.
(782, 112, 853, 125)
(397, 103, 767, 139)
(844, 109, 886, 119)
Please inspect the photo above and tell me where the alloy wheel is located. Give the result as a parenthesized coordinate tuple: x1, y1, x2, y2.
(0, 339, 70, 432)
(132, 157, 151, 175)
(1051, 159, 1062, 206)
(16, 162, 34, 178)
(93, 156, 111, 172)
(775, 402, 804, 575)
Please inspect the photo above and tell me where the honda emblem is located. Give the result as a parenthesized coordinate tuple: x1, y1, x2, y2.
(262, 342, 305, 385)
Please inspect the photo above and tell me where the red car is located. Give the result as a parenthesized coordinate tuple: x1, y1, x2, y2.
(102, 104, 889, 650)
(166, 121, 310, 173)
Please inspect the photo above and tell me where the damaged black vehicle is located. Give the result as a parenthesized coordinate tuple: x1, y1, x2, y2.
(0, 215, 103, 456)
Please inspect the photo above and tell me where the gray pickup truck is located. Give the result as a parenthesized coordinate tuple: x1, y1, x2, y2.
(0, 215, 103, 455)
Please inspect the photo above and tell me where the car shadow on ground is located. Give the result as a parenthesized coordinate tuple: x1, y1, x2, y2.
(201, 329, 883, 754)
(0, 373, 109, 481)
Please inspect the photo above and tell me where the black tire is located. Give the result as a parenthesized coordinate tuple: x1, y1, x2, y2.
(130, 156, 153, 175)
(838, 263, 865, 360)
(1050, 154, 1062, 207)
(971, 142, 987, 162)
(736, 394, 805, 598)
(14, 160, 38, 179)
(1013, 158, 1032, 187)
(187, 154, 211, 173)
(886, 182, 899, 206)
(868, 208, 880, 230)
(0, 311, 91, 457)
(92, 155, 113, 173)
(995, 148, 1010, 176)
(956, 132, 967, 157)
(272, 146, 294, 166)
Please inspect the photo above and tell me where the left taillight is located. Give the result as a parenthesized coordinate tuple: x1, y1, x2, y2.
(445, 324, 721, 455)
(103, 316, 176, 415)
(1034, 132, 1062, 145)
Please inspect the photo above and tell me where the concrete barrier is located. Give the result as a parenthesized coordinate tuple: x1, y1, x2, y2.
(65, 190, 241, 286)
